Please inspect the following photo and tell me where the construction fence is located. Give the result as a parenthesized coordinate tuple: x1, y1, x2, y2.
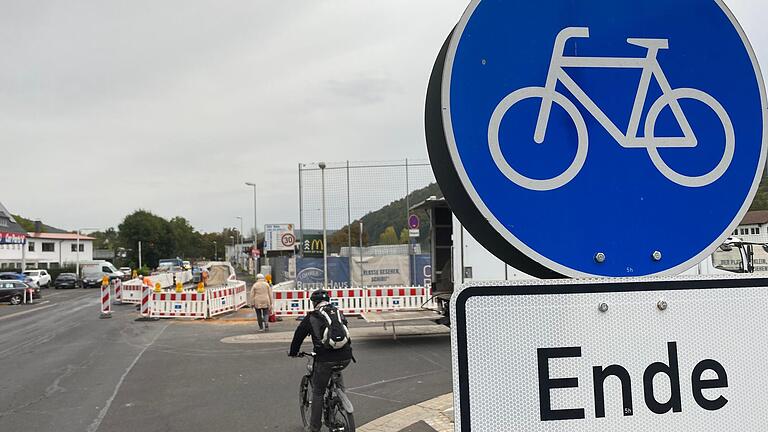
(297, 159, 438, 255)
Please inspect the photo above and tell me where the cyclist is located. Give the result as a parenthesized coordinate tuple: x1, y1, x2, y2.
(289, 290, 353, 432)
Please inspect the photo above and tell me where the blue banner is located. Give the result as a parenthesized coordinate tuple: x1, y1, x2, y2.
(296, 257, 350, 290)
(412, 254, 432, 287)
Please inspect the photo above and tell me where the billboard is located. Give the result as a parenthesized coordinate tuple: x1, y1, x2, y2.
(351, 255, 410, 287)
(0, 232, 26, 245)
(264, 224, 296, 252)
(301, 234, 324, 258)
(296, 257, 350, 290)
(412, 254, 432, 287)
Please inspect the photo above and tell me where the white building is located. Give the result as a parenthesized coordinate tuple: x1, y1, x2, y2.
(732, 210, 768, 243)
(0, 232, 95, 270)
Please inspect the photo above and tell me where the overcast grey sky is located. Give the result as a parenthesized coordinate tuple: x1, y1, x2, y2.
(2, 0, 766, 234)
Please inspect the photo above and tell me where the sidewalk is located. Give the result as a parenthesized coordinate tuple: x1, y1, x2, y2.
(220, 323, 449, 344)
(358, 393, 454, 432)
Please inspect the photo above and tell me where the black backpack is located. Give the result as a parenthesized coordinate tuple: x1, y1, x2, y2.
(316, 304, 350, 349)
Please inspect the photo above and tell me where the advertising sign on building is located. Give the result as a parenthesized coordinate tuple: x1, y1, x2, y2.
(296, 257, 350, 290)
(302, 234, 325, 258)
(351, 255, 410, 287)
(264, 224, 296, 252)
(452, 277, 768, 431)
(0, 232, 26, 245)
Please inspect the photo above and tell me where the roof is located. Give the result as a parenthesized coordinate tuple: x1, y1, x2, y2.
(27, 232, 95, 241)
(409, 196, 448, 212)
(0, 202, 28, 235)
(741, 210, 768, 225)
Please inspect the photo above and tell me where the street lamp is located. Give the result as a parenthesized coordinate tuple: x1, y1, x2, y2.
(213, 241, 218, 261)
(76, 227, 99, 276)
(245, 182, 259, 275)
(236, 216, 243, 269)
(319, 162, 328, 290)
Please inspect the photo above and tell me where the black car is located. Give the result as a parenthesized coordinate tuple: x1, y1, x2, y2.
(81, 273, 105, 288)
(54, 273, 79, 289)
(0, 280, 40, 304)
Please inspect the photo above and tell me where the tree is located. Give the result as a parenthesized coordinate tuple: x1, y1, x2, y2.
(91, 228, 119, 250)
(378, 226, 400, 245)
(399, 228, 410, 244)
(328, 221, 369, 253)
(118, 210, 176, 268)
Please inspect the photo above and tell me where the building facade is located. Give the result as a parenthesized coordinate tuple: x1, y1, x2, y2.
(732, 210, 768, 243)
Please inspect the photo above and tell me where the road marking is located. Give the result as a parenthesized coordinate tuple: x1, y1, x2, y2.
(0, 303, 55, 321)
(87, 322, 170, 432)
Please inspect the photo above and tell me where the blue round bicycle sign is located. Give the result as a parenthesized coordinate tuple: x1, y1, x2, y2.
(431, 0, 767, 277)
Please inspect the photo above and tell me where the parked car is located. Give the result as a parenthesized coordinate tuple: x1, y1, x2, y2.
(54, 273, 80, 289)
(0, 272, 35, 286)
(80, 269, 106, 289)
(23, 269, 52, 288)
(0, 280, 40, 304)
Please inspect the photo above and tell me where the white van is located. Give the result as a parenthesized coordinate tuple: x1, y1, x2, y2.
(80, 261, 124, 281)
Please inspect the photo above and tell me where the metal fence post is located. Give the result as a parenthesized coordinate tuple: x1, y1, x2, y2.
(298, 163, 304, 257)
(347, 160, 352, 251)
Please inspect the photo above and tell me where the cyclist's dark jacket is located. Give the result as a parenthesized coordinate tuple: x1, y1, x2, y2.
(289, 307, 353, 362)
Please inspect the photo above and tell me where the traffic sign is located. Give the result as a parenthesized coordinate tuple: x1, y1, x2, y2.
(452, 276, 768, 431)
(426, 0, 767, 278)
(408, 214, 420, 230)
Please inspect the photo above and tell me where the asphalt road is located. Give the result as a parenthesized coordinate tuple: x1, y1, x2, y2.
(0, 289, 451, 432)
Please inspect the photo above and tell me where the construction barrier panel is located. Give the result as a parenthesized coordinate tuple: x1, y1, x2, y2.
(150, 292, 207, 319)
(112, 279, 122, 304)
(231, 281, 247, 309)
(122, 279, 147, 305)
(273, 290, 310, 317)
(272, 287, 433, 317)
(207, 286, 236, 317)
(366, 287, 433, 312)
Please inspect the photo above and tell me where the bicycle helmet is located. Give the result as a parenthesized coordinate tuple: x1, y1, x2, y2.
(310, 290, 330, 305)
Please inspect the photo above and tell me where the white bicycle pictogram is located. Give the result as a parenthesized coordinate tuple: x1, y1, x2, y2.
(488, 27, 735, 191)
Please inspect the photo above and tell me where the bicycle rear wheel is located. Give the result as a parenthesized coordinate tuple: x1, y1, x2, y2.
(299, 375, 312, 428)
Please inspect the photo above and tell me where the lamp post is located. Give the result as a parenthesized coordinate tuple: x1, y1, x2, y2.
(76, 227, 99, 277)
(245, 182, 259, 274)
(319, 162, 328, 290)
(236, 216, 243, 269)
(213, 241, 218, 261)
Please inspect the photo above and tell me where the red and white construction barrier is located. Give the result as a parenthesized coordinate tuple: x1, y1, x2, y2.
(140, 283, 152, 318)
(272, 287, 434, 317)
(233, 282, 247, 309)
(112, 279, 122, 304)
(273, 290, 310, 317)
(150, 291, 207, 319)
(208, 286, 236, 317)
(100, 283, 112, 318)
(121, 279, 147, 305)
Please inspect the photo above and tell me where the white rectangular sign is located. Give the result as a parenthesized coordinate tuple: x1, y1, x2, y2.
(451, 276, 768, 431)
(264, 223, 296, 252)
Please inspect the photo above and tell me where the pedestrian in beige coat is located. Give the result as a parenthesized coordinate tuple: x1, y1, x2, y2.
(251, 273, 273, 331)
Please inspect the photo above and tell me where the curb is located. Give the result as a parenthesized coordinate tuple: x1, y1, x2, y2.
(358, 393, 454, 432)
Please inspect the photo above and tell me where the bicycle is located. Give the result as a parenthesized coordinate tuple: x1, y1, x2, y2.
(488, 26, 735, 191)
(297, 352, 356, 432)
